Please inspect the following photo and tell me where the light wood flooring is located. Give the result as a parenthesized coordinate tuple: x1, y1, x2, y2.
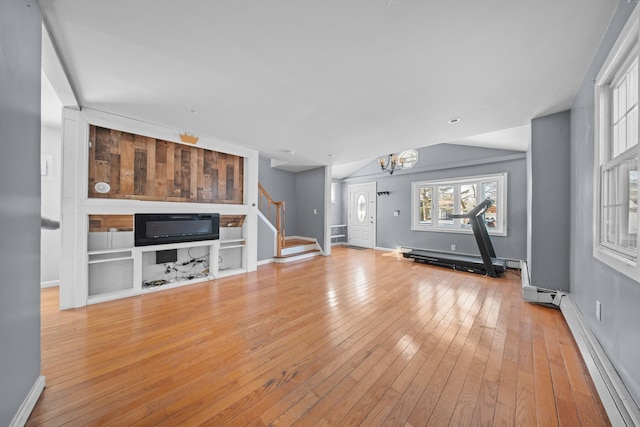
(29, 246, 609, 426)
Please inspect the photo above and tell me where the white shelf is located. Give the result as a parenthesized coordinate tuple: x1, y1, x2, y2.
(331, 224, 347, 241)
(220, 238, 246, 250)
(87, 288, 139, 305)
(217, 267, 246, 278)
(220, 244, 245, 250)
(220, 238, 246, 244)
(142, 275, 212, 293)
(88, 248, 133, 255)
(88, 256, 133, 265)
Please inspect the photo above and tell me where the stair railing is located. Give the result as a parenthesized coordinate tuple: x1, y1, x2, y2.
(258, 183, 286, 257)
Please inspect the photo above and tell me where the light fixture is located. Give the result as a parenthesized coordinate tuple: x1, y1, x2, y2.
(378, 153, 405, 175)
(94, 182, 111, 193)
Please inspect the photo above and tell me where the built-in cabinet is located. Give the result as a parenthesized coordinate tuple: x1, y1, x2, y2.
(86, 214, 247, 304)
(60, 108, 259, 309)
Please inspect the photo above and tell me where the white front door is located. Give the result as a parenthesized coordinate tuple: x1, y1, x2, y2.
(348, 182, 376, 248)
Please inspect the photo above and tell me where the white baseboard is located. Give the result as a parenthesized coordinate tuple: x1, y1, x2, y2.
(257, 258, 274, 266)
(374, 246, 399, 252)
(10, 375, 45, 427)
(560, 296, 640, 426)
(40, 280, 59, 288)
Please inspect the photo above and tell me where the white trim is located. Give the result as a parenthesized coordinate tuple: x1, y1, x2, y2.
(373, 246, 399, 252)
(40, 280, 59, 288)
(10, 375, 45, 427)
(324, 166, 332, 256)
(257, 258, 275, 266)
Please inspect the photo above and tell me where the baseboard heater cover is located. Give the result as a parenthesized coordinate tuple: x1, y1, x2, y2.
(520, 260, 640, 426)
(520, 260, 564, 306)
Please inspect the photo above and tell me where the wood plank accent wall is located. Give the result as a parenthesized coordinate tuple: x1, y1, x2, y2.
(220, 215, 246, 228)
(88, 125, 244, 204)
(88, 215, 242, 233)
(88, 215, 133, 232)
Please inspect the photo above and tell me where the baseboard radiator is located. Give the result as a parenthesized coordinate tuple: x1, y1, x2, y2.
(520, 261, 640, 426)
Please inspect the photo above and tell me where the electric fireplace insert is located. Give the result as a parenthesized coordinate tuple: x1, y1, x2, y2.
(134, 213, 220, 246)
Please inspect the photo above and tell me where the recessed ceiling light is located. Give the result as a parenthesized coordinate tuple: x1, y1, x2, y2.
(448, 117, 461, 124)
(186, 108, 199, 115)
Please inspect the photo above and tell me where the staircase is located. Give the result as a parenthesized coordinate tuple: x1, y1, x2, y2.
(275, 237, 322, 263)
(258, 184, 322, 263)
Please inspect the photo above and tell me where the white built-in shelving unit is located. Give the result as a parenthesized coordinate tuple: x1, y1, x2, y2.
(85, 219, 249, 305)
(330, 224, 347, 244)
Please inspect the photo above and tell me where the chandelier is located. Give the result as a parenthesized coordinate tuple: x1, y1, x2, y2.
(378, 154, 404, 175)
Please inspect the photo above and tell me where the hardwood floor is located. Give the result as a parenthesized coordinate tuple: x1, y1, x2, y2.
(29, 247, 609, 426)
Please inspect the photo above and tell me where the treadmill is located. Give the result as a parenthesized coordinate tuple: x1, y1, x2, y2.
(403, 198, 507, 277)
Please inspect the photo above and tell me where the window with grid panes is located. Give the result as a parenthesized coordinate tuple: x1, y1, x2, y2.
(411, 173, 506, 235)
(594, 8, 640, 279)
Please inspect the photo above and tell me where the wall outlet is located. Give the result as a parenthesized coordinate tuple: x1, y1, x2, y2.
(596, 300, 602, 321)
(450, 244, 456, 251)
(393, 210, 400, 216)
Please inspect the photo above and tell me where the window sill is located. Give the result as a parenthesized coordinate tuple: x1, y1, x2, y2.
(411, 226, 507, 237)
(593, 245, 640, 282)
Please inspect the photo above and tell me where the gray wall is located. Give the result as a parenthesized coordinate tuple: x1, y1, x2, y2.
(258, 156, 327, 255)
(295, 167, 326, 251)
(257, 215, 276, 262)
(570, 0, 640, 405)
(258, 156, 298, 258)
(0, 0, 43, 424)
(345, 144, 527, 259)
(529, 111, 570, 291)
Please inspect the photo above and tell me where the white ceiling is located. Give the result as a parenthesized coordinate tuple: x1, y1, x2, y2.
(39, 0, 617, 176)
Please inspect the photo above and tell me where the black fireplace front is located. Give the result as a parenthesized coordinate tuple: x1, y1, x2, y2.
(134, 213, 219, 246)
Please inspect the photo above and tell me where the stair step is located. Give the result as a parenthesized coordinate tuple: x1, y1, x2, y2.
(275, 249, 321, 263)
(283, 238, 315, 248)
(282, 243, 317, 256)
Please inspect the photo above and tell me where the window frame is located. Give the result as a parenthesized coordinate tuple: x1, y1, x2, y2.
(411, 173, 507, 236)
(397, 149, 418, 170)
(594, 6, 640, 280)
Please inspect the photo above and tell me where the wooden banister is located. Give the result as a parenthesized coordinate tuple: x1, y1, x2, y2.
(258, 183, 286, 257)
